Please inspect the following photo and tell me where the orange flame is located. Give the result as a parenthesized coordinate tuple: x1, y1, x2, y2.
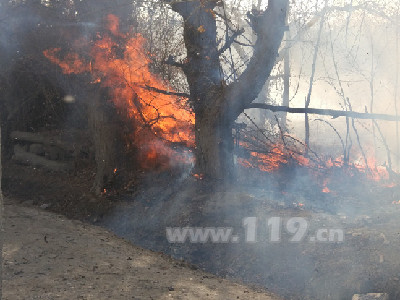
(44, 14, 194, 168)
(238, 139, 397, 192)
(322, 178, 330, 193)
(238, 142, 309, 173)
(43, 48, 90, 74)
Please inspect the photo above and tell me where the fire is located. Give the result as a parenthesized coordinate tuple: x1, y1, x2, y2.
(237, 138, 397, 193)
(43, 49, 90, 74)
(323, 154, 393, 183)
(193, 173, 204, 180)
(237, 142, 286, 172)
(322, 155, 398, 193)
(238, 142, 309, 173)
(322, 178, 330, 193)
(43, 15, 399, 189)
(44, 14, 194, 168)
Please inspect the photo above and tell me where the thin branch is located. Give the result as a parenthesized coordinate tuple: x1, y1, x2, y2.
(371, 116, 392, 171)
(246, 103, 400, 122)
(305, 8, 325, 154)
(233, 40, 254, 48)
(313, 118, 345, 152)
(218, 28, 245, 56)
(275, 3, 392, 64)
(142, 84, 190, 98)
(274, 115, 287, 148)
(242, 112, 274, 144)
(328, 23, 352, 163)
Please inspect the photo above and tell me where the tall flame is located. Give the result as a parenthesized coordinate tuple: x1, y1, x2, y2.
(44, 14, 194, 167)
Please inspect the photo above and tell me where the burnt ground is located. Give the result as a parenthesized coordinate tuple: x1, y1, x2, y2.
(2, 161, 114, 222)
(3, 160, 400, 299)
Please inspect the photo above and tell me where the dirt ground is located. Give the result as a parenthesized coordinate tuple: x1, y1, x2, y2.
(2, 197, 283, 300)
(3, 160, 400, 299)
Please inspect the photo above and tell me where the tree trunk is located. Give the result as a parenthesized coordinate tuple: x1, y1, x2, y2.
(195, 106, 234, 179)
(88, 86, 120, 195)
(172, 0, 231, 179)
(281, 28, 291, 132)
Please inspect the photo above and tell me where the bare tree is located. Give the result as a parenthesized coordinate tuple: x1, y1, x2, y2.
(169, 0, 288, 179)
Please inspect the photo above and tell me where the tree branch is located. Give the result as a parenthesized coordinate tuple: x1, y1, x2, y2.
(142, 85, 190, 98)
(275, 4, 393, 64)
(225, 0, 289, 120)
(246, 103, 400, 122)
(218, 28, 245, 55)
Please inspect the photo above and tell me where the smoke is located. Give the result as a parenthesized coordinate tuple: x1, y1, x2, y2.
(98, 2, 400, 299)
(3, 1, 400, 299)
(284, 6, 400, 170)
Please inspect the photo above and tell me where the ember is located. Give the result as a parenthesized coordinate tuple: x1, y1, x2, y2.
(193, 173, 204, 180)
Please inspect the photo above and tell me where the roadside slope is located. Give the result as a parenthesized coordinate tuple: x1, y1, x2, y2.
(2, 199, 282, 300)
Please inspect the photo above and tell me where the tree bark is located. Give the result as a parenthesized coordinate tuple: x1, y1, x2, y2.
(195, 107, 234, 179)
(88, 86, 120, 195)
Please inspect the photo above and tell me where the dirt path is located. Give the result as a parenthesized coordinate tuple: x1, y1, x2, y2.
(2, 199, 282, 300)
